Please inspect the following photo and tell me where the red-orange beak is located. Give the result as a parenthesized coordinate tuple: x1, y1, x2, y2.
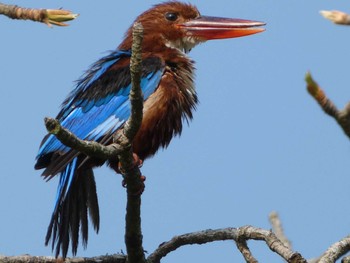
(178, 16, 265, 40)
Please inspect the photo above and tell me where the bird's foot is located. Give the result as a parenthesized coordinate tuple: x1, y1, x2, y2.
(122, 175, 146, 187)
(122, 175, 146, 195)
(119, 153, 145, 195)
(112, 153, 143, 174)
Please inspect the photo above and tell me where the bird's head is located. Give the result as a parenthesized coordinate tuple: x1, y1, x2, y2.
(119, 1, 265, 53)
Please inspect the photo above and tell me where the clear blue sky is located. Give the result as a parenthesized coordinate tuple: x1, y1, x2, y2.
(1, 1, 349, 262)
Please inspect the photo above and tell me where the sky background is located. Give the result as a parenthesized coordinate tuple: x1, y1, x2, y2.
(1, 0, 349, 262)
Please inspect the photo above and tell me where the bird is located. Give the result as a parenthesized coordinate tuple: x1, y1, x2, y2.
(35, 1, 265, 259)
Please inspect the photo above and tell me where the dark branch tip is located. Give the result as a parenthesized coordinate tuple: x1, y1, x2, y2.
(44, 117, 60, 134)
(305, 71, 319, 97)
(132, 22, 144, 34)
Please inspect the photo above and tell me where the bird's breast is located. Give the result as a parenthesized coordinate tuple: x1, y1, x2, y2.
(132, 66, 197, 160)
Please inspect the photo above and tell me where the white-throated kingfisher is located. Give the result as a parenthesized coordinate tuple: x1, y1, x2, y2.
(35, 1, 265, 258)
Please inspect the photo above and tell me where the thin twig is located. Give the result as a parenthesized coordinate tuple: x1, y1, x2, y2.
(320, 10, 350, 25)
(235, 239, 258, 263)
(269, 211, 292, 249)
(0, 3, 78, 26)
(147, 226, 307, 263)
(44, 117, 123, 159)
(305, 71, 350, 139)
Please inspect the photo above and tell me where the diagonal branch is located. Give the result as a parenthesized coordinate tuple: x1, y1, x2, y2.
(305, 72, 350, 139)
(269, 211, 292, 249)
(45, 117, 124, 159)
(320, 10, 350, 25)
(235, 238, 258, 263)
(147, 226, 307, 263)
(0, 3, 78, 27)
(317, 235, 350, 263)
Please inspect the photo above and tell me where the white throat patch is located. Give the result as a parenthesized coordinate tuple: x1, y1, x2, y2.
(165, 36, 204, 54)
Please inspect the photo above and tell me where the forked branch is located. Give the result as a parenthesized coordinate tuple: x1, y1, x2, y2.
(147, 226, 306, 263)
(305, 72, 350, 139)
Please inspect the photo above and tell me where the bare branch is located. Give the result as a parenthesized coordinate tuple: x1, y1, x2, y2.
(305, 71, 350, 139)
(0, 3, 78, 27)
(123, 22, 144, 141)
(44, 117, 124, 160)
(235, 239, 259, 263)
(320, 10, 350, 25)
(317, 235, 350, 263)
(269, 211, 292, 249)
(147, 226, 307, 263)
(0, 254, 126, 263)
(119, 22, 146, 263)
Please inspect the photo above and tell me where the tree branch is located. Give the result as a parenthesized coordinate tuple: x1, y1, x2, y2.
(269, 211, 292, 249)
(235, 239, 258, 263)
(305, 71, 350, 139)
(0, 254, 126, 263)
(317, 235, 350, 263)
(45, 117, 124, 160)
(0, 3, 78, 27)
(122, 22, 144, 142)
(146, 226, 307, 263)
(118, 22, 146, 263)
(320, 10, 350, 25)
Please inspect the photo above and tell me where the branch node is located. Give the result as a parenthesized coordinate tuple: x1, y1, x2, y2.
(0, 3, 78, 26)
(44, 117, 60, 134)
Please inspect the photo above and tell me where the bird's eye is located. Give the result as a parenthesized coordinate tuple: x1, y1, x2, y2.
(165, 12, 178, 21)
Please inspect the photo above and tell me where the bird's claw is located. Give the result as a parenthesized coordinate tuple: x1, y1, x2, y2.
(117, 153, 143, 174)
(122, 175, 146, 187)
(122, 175, 146, 195)
(118, 153, 145, 195)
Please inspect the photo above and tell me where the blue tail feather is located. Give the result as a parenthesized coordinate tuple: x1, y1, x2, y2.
(53, 158, 78, 213)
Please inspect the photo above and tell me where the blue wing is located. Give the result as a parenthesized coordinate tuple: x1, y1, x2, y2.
(35, 50, 164, 175)
(36, 50, 164, 258)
